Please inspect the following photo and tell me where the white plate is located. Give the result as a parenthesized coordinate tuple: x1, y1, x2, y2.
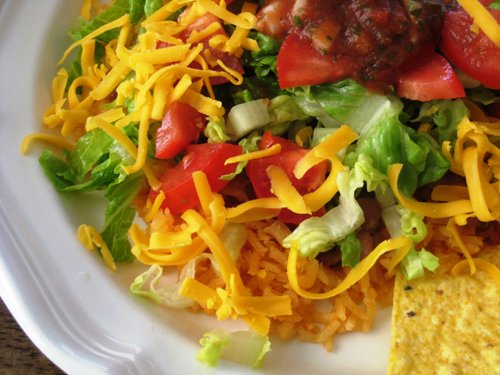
(0, 1, 391, 374)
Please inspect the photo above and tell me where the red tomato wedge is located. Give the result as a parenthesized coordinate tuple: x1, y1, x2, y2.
(396, 51, 465, 102)
(154, 143, 242, 215)
(246, 132, 327, 224)
(276, 32, 345, 89)
(440, 1, 500, 89)
(155, 102, 206, 159)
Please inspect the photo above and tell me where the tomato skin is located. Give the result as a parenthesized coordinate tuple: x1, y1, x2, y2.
(155, 143, 242, 215)
(259, 131, 302, 151)
(276, 32, 345, 89)
(155, 102, 206, 159)
(246, 132, 327, 224)
(440, 1, 500, 89)
(396, 51, 465, 102)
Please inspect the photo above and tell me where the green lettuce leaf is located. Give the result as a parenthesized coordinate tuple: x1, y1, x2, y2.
(144, 0, 163, 17)
(413, 99, 469, 145)
(248, 32, 281, 78)
(39, 127, 144, 262)
(69, 0, 146, 42)
(197, 330, 271, 368)
(102, 173, 144, 262)
(339, 232, 361, 268)
(221, 131, 261, 180)
(344, 97, 450, 196)
(400, 248, 440, 280)
(290, 80, 387, 128)
(204, 117, 231, 144)
(283, 154, 387, 258)
(130, 263, 196, 308)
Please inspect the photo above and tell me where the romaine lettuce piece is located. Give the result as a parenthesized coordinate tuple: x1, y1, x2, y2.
(413, 99, 469, 145)
(39, 127, 144, 262)
(400, 248, 440, 280)
(339, 232, 361, 268)
(144, 0, 163, 17)
(69, 0, 146, 42)
(204, 117, 231, 144)
(248, 32, 281, 78)
(130, 263, 196, 309)
(344, 97, 450, 196)
(197, 330, 271, 368)
(381, 204, 427, 244)
(283, 154, 387, 259)
(221, 131, 261, 180)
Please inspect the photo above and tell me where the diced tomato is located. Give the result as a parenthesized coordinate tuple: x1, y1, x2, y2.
(259, 131, 302, 151)
(440, 1, 500, 89)
(396, 50, 465, 102)
(255, 0, 295, 39)
(154, 143, 242, 215)
(276, 32, 345, 89)
(246, 132, 327, 224)
(155, 102, 206, 159)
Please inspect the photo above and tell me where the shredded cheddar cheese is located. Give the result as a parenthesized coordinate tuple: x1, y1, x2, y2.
(287, 236, 412, 300)
(77, 224, 117, 271)
(224, 144, 281, 164)
(21, 133, 75, 154)
(30, 0, 500, 354)
(457, 0, 500, 48)
(267, 165, 311, 215)
(452, 258, 500, 286)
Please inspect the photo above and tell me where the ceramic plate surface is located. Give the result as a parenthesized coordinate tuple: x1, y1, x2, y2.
(0, 1, 391, 374)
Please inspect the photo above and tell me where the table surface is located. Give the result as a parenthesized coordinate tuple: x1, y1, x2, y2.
(0, 299, 65, 375)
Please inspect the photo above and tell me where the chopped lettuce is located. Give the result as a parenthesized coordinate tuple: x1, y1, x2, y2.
(268, 95, 309, 125)
(412, 99, 469, 145)
(130, 262, 198, 309)
(39, 127, 144, 262)
(247, 32, 281, 78)
(39, 127, 136, 191)
(197, 329, 271, 368)
(204, 117, 231, 144)
(381, 204, 427, 241)
(344, 97, 450, 196)
(69, 0, 146, 42)
(226, 99, 271, 140)
(339, 232, 361, 268)
(283, 154, 387, 258)
(218, 222, 248, 261)
(102, 174, 144, 261)
(290, 80, 379, 129)
(400, 248, 440, 280)
(398, 206, 427, 243)
(144, 0, 163, 17)
(221, 131, 261, 180)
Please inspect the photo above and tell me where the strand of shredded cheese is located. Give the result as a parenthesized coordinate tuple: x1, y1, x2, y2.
(388, 164, 473, 218)
(21, 134, 75, 154)
(457, 0, 500, 48)
(58, 15, 131, 64)
(267, 165, 311, 214)
(446, 218, 477, 275)
(451, 257, 500, 286)
(77, 224, 117, 271)
(224, 144, 281, 164)
(287, 236, 412, 300)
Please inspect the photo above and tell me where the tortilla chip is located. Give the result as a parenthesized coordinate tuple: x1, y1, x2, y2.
(388, 249, 500, 374)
